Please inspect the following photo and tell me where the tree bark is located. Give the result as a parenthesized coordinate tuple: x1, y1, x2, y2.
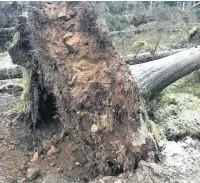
(8, 2, 155, 179)
(130, 46, 200, 99)
(126, 49, 185, 65)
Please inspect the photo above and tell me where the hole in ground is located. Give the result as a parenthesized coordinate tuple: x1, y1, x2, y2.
(39, 92, 57, 123)
(35, 92, 61, 138)
(107, 161, 124, 176)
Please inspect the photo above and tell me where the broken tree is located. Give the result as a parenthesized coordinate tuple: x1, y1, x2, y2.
(8, 2, 155, 179)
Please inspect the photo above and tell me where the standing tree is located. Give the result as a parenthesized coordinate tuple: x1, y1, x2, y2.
(8, 2, 155, 179)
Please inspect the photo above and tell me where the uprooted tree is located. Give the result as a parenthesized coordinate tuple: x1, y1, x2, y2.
(8, 2, 155, 179)
(7, 1, 200, 180)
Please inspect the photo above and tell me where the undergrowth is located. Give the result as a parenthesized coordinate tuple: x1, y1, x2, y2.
(149, 70, 200, 140)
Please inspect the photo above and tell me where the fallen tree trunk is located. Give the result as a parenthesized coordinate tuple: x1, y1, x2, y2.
(8, 2, 155, 179)
(0, 65, 23, 80)
(109, 23, 200, 37)
(130, 46, 200, 99)
(0, 27, 15, 34)
(126, 49, 185, 65)
(109, 29, 145, 37)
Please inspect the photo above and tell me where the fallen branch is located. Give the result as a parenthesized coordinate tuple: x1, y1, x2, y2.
(130, 46, 200, 99)
(126, 49, 185, 65)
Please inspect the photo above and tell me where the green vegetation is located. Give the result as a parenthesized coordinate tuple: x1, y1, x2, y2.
(150, 120, 161, 142)
(151, 71, 200, 140)
(12, 68, 31, 114)
(163, 71, 200, 98)
(9, 32, 20, 49)
(162, 110, 200, 140)
(112, 25, 193, 55)
(132, 40, 148, 52)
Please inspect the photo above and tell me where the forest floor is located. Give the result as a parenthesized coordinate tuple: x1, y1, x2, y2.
(0, 86, 94, 183)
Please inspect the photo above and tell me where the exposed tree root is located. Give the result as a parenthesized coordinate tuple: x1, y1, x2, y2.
(8, 2, 155, 179)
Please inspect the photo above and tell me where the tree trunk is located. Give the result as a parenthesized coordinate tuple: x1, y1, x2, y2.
(0, 27, 15, 34)
(130, 46, 200, 99)
(109, 29, 146, 37)
(8, 2, 155, 179)
(0, 65, 22, 80)
(126, 49, 185, 65)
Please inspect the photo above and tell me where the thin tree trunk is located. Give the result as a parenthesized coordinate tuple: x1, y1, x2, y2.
(126, 49, 185, 65)
(130, 46, 200, 99)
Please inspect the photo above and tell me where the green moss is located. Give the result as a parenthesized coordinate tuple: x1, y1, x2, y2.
(151, 71, 200, 140)
(9, 32, 20, 48)
(12, 68, 31, 114)
(131, 40, 148, 52)
(133, 40, 148, 47)
(162, 110, 200, 140)
(154, 93, 200, 122)
(164, 71, 200, 98)
(150, 121, 161, 142)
